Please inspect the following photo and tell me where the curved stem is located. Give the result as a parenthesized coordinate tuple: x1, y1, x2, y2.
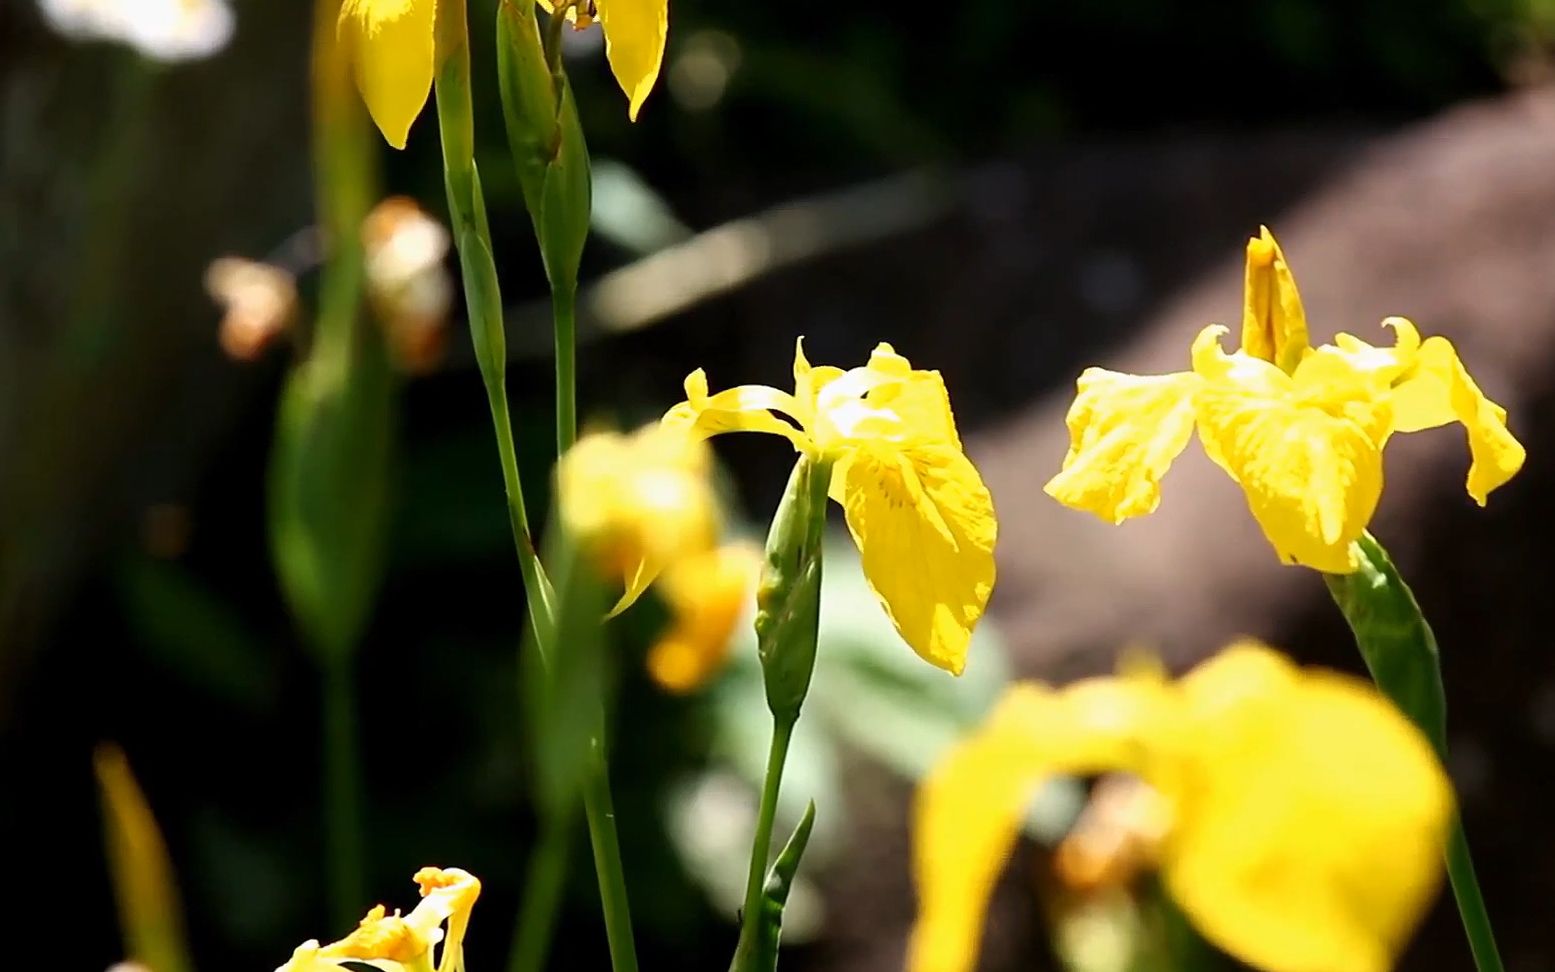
(736, 716, 796, 959)
(1445, 818, 1504, 972)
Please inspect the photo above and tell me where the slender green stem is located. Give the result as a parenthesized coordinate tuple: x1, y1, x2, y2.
(739, 716, 796, 944)
(508, 811, 574, 972)
(581, 727, 638, 972)
(1445, 817, 1504, 972)
(553, 285, 578, 456)
(322, 658, 365, 928)
(487, 376, 557, 634)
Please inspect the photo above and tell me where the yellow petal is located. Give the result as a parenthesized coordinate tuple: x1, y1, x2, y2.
(646, 543, 760, 693)
(908, 686, 1053, 972)
(662, 369, 811, 451)
(1390, 332, 1525, 504)
(1194, 333, 1387, 573)
(338, 0, 436, 149)
(596, 0, 668, 120)
(1043, 367, 1200, 523)
(1164, 644, 1451, 972)
(910, 678, 1171, 972)
(1241, 226, 1309, 373)
(838, 444, 996, 675)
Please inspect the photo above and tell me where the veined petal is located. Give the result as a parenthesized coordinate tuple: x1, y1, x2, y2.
(338, 0, 436, 150)
(596, 0, 668, 120)
(1165, 644, 1451, 972)
(1241, 226, 1309, 373)
(1389, 332, 1525, 504)
(1194, 372, 1385, 573)
(839, 445, 996, 675)
(662, 369, 810, 451)
(1043, 368, 1200, 523)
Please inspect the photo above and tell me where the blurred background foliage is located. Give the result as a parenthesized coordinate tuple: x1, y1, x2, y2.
(4, 0, 1555, 969)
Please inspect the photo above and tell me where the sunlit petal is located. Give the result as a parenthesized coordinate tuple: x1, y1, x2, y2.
(338, 0, 436, 149)
(839, 445, 995, 675)
(1043, 367, 1200, 523)
(1240, 226, 1309, 373)
(596, 0, 668, 120)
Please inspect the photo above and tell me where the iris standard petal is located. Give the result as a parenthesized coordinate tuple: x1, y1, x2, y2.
(1391, 335, 1525, 504)
(1043, 367, 1200, 523)
(596, 0, 668, 120)
(338, 0, 436, 150)
(1240, 226, 1309, 374)
(662, 369, 810, 450)
(839, 445, 995, 675)
(1165, 648, 1450, 972)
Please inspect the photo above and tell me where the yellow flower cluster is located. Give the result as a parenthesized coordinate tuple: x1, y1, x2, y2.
(1045, 227, 1524, 572)
(909, 641, 1452, 972)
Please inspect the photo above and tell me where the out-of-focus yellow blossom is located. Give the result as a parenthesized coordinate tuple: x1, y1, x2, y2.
(336, 0, 437, 149)
(276, 867, 480, 972)
(662, 340, 997, 676)
(647, 542, 761, 692)
(1044, 226, 1524, 573)
(540, 0, 668, 120)
(557, 423, 719, 613)
(909, 641, 1451, 972)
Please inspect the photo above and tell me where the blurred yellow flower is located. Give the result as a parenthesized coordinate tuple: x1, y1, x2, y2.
(663, 340, 997, 676)
(557, 423, 720, 613)
(647, 542, 761, 693)
(541, 0, 669, 120)
(276, 867, 480, 972)
(1044, 226, 1524, 572)
(909, 641, 1451, 972)
(337, 0, 437, 149)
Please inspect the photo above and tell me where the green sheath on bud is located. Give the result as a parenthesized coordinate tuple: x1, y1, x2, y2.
(496, 0, 591, 292)
(754, 456, 833, 722)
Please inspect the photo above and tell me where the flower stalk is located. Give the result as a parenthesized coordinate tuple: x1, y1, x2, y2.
(732, 456, 832, 971)
(1324, 533, 1504, 972)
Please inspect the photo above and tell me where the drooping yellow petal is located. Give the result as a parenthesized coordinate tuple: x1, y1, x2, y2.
(910, 677, 1172, 972)
(596, 0, 668, 121)
(908, 687, 1052, 972)
(1390, 333, 1525, 504)
(1241, 226, 1309, 374)
(646, 542, 760, 692)
(1043, 367, 1200, 523)
(1164, 644, 1450, 972)
(837, 444, 996, 675)
(1193, 331, 1388, 573)
(338, 0, 436, 149)
(662, 369, 810, 451)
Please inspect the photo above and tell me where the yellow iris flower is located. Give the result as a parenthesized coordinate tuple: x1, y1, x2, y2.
(1044, 227, 1524, 573)
(662, 340, 997, 676)
(558, 424, 753, 691)
(910, 641, 1451, 972)
(337, 0, 667, 149)
(276, 867, 481, 972)
(539, 0, 668, 121)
